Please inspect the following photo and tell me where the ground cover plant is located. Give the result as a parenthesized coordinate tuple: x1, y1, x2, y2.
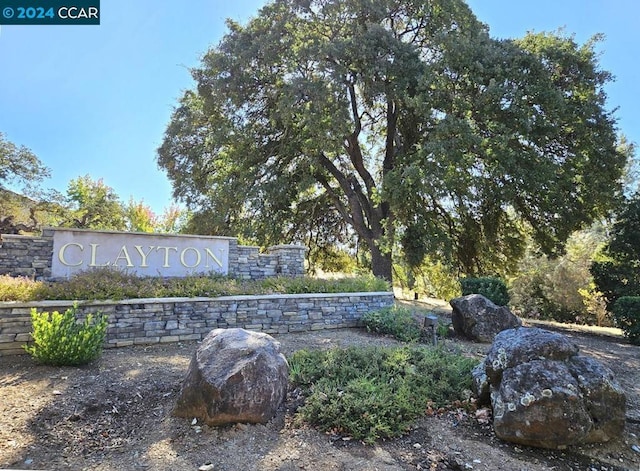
(361, 306, 423, 342)
(0, 269, 389, 302)
(288, 345, 477, 444)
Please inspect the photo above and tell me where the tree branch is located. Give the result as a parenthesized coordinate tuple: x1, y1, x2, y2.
(344, 80, 377, 199)
(316, 152, 374, 239)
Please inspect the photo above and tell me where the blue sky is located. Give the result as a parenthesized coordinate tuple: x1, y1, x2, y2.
(1, 1, 638, 215)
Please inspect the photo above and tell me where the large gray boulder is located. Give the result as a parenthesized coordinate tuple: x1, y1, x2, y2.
(173, 328, 289, 426)
(475, 327, 626, 449)
(450, 294, 521, 342)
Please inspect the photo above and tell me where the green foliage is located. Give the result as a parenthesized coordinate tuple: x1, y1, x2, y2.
(0, 275, 46, 301)
(125, 197, 158, 233)
(510, 228, 611, 325)
(38, 268, 166, 301)
(393, 257, 461, 301)
(62, 175, 126, 230)
(158, 0, 626, 282)
(460, 277, 509, 306)
(0, 132, 50, 190)
(288, 346, 476, 443)
(258, 274, 389, 295)
(361, 306, 422, 342)
(156, 204, 188, 234)
(308, 246, 359, 275)
(591, 194, 640, 310)
(4, 268, 389, 302)
(591, 261, 640, 311)
(611, 297, 640, 345)
(24, 304, 108, 366)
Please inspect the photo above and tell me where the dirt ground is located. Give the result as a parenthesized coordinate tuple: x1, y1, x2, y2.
(1, 308, 640, 471)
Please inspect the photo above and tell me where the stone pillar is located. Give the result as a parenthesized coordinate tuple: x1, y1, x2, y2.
(267, 245, 307, 277)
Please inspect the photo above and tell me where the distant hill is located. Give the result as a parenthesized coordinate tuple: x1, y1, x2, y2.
(0, 188, 62, 234)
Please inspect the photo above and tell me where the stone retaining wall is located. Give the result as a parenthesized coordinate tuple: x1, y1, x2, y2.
(0, 229, 306, 280)
(0, 292, 394, 356)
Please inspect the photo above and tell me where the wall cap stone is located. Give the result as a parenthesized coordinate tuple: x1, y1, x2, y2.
(44, 226, 237, 241)
(0, 291, 394, 309)
(268, 244, 307, 251)
(0, 234, 46, 241)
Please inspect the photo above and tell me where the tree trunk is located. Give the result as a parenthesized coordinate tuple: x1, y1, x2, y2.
(369, 241, 393, 282)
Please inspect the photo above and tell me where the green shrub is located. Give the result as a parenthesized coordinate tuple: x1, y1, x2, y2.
(259, 274, 389, 295)
(9, 267, 390, 302)
(460, 277, 509, 306)
(591, 260, 640, 311)
(591, 194, 640, 310)
(289, 346, 476, 443)
(611, 297, 640, 345)
(361, 306, 422, 342)
(37, 268, 164, 301)
(24, 304, 108, 366)
(510, 229, 609, 324)
(393, 258, 461, 301)
(0, 275, 46, 301)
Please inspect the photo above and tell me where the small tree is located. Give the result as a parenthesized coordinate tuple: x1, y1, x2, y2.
(512, 227, 610, 324)
(63, 175, 126, 230)
(591, 193, 640, 310)
(0, 132, 50, 191)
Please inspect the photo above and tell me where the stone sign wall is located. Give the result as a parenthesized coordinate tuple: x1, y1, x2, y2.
(0, 291, 395, 355)
(0, 228, 306, 280)
(51, 229, 231, 278)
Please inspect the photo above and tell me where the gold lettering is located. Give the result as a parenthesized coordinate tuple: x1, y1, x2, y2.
(134, 245, 155, 267)
(113, 245, 134, 267)
(88, 243, 110, 267)
(180, 247, 201, 268)
(204, 248, 223, 268)
(156, 246, 178, 267)
(58, 242, 83, 267)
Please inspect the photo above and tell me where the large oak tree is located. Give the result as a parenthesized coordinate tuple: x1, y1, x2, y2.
(158, 0, 626, 281)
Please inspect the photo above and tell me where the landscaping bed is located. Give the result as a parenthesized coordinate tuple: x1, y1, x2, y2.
(1, 315, 639, 470)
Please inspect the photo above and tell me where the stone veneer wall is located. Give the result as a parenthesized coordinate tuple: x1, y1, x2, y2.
(0, 232, 54, 279)
(0, 229, 306, 280)
(0, 292, 394, 356)
(231, 244, 305, 279)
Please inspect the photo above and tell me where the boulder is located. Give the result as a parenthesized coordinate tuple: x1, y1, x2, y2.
(567, 355, 627, 443)
(173, 328, 289, 426)
(450, 294, 521, 342)
(492, 359, 592, 448)
(480, 327, 626, 449)
(484, 327, 578, 384)
(471, 362, 490, 405)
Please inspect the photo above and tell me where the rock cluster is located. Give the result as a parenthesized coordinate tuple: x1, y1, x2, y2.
(473, 327, 626, 449)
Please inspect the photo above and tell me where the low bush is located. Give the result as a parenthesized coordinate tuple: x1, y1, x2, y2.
(24, 304, 108, 366)
(288, 346, 476, 443)
(460, 277, 509, 306)
(393, 258, 461, 301)
(259, 274, 389, 295)
(591, 261, 640, 311)
(2, 267, 390, 302)
(611, 297, 640, 345)
(0, 275, 46, 301)
(361, 306, 422, 342)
